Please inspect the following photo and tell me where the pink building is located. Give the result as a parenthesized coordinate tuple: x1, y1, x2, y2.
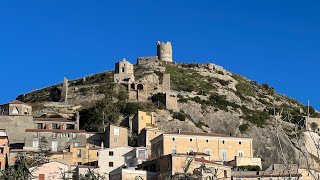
(29, 161, 70, 180)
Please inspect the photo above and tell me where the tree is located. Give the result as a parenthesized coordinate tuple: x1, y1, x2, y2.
(310, 122, 318, 132)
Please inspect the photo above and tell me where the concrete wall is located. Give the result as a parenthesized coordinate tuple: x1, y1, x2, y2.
(0, 115, 34, 144)
(151, 133, 253, 162)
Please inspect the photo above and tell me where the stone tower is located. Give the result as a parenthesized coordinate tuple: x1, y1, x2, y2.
(61, 77, 68, 103)
(156, 41, 173, 62)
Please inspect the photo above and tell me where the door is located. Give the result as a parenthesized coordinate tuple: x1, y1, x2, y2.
(52, 141, 58, 152)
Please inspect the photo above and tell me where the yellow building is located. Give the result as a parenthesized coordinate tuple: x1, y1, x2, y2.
(51, 143, 100, 166)
(132, 111, 154, 134)
(151, 130, 254, 163)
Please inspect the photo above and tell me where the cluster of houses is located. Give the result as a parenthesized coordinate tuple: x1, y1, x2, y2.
(0, 100, 319, 179)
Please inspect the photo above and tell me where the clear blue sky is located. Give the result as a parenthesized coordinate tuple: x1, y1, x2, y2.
(0, 1, 319, 109)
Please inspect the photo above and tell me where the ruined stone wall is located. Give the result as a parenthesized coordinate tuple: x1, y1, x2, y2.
(0, 115, 34, 144)
(137, 56, 159, 65)
(160, 74, 171, 93)
(61, 77, 69, 102)
(165, 93, 179, 111)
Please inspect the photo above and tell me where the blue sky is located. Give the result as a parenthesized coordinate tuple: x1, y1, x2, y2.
(0, 1, 319, 109)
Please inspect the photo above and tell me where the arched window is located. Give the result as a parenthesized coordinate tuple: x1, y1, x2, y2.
(24, 108, 29, 115)
(12, 107, 19, 115)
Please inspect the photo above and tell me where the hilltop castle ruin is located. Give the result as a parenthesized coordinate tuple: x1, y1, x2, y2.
(113, 41, 178, 111)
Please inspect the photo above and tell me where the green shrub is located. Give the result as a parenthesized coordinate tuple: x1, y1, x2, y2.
(173, 112, 186, 121)
(239, 124, 249, 133)
(151, 93, 166, 105)
(217, 70, 224, 75)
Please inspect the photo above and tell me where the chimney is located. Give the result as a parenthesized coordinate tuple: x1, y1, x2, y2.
(178, 129, 181, 134)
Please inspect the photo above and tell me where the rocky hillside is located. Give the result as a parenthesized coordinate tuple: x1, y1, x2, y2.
(17, 60, 320, 169)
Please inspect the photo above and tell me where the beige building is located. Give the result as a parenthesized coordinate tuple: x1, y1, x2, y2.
(132, 111, 154, 135)
(151, 130, 255, 163)
(98, 146, 148, 177)
(138, 154, 232, 180)
(138, 127, 163, 156)
(114, 58, 135, 84)
(0, 100, 32, 116)
(105, 124, 128, 148)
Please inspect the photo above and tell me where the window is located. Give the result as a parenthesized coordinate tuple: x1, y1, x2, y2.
(109, 151, 114, 156)
(188, 147, 194, 154)
(172, 147, 177, 154)
(73, 142, 81, 147)
(72, 133, 77, 139)
(205, 149, 211, 155)
(77, 149, 81, 158)
(140, 116, 144, 120)
(39, 174, 45, 180)
(109, 162, 114, 167)
(190, 139, 192, 142)
(37, 123, 43, 129)
(239, 141, 242, 145)
(114, 128, 120, 136)
(0, 148, 4, 154)
(238, 151, 244, 157)
(52, 123, 59, 129)
(33, 140, 39, 148)
(121, 67, 125, 73)
(66, 124, 75, 129)
(52, 133, 57, 139)
(52, 141, 58, 152)
(222, 140, 225, 144)
(12, 107, 19, 115)
(138, 150, 146, 158)
(114, 137, 118, 143)
(206, 139, 209, 143)
(222, 150, 227, 161)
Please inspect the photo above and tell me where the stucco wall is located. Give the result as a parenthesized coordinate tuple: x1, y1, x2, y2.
(0, 115, 34, 144)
